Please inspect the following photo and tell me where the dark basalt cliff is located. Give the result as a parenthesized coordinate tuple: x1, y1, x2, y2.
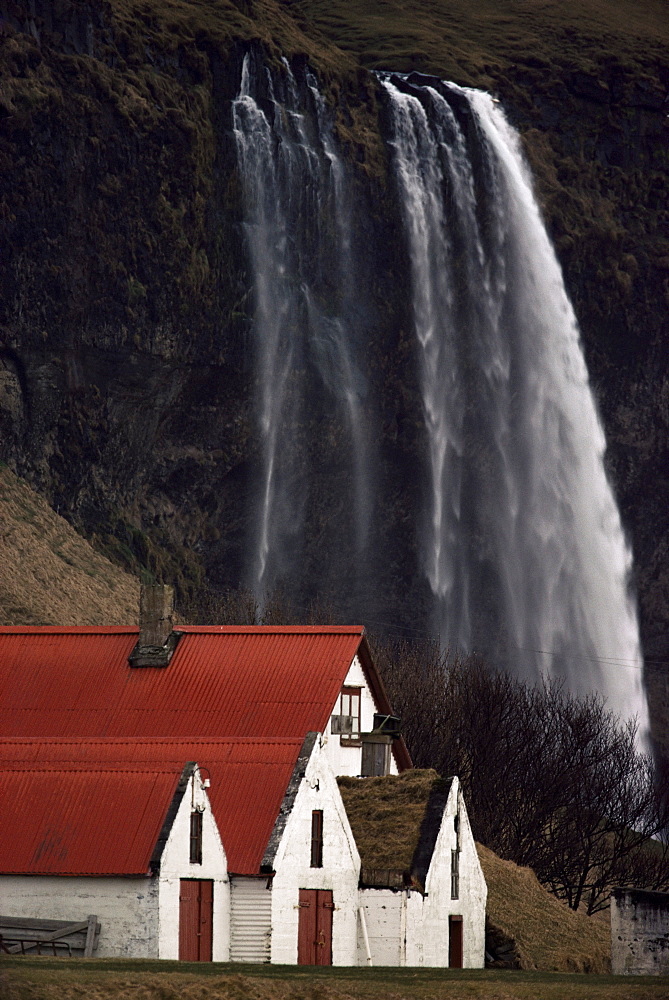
(0, 0, 667, 741)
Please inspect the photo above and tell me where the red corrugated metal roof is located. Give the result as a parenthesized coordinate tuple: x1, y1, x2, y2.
(0, 761, 182, 875)
(0, 627, 364, 739)
(0, 737, 303, 875)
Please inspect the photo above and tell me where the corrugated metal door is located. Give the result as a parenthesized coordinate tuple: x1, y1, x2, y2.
(230, 876, 272, 963)
(179, 880, 213, 961)
(298, 889, 333, 966)
(448, 915, 463, 968)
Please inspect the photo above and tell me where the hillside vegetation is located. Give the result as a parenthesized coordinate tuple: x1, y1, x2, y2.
(477, 844, 610, 973)
(0, 465, 138, 625)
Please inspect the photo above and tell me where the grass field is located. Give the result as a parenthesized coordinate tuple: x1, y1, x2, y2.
(2, 958, 669, 1000)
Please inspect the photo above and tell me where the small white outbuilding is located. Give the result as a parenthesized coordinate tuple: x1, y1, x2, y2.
(339, 769, 487, 968)
(0, 755, 229, 960)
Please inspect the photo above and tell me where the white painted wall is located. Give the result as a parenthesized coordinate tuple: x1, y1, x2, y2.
(357, 889, 402, 965)
(158, 768, 229, 961)
(0, 874, 160, 957)
(322, 656, 399, 777)
(420, 777, 487, 968)
(270, 737, 361, 965)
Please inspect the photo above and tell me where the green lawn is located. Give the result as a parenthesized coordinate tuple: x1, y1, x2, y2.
(2, 957, 669, 1000)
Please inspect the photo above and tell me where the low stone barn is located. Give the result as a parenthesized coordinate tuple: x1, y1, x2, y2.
(0, 734, 362, 965)
(338, 769, 487, 968)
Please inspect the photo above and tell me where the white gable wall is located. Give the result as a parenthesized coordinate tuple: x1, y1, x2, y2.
(270, 737, 361, 965)
(420, 777, 486, 968)
(157, 768, 229, 960)
(322, 656, 399, 777)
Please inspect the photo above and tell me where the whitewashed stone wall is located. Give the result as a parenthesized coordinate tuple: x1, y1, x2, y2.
(270, 737, 361, 965)
(158, 768, 229, 960)
(420, 777, 486, 968)
(0, 874, 160, 957)
(357, 889, 402, 965)
(322, 656, 399, 777)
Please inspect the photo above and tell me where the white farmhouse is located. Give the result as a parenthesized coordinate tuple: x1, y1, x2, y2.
(339, 769, 487, 968)
(0, 587, 412, 780)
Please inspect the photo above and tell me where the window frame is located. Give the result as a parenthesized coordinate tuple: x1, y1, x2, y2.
(338, 686, 362, 746)
(190, 810, 203, 865)
(310, 809, 324, 868)
(451, 848, 460, 899)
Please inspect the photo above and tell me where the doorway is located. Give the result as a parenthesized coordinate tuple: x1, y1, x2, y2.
(179, 879, 213, 961)
(297, 888, 333, 965)
(448, 914, 463, 968)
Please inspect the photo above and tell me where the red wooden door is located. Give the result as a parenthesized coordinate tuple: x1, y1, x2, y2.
(448, 915, 463, 968)
(297, 889, 333, 965)
(179, 879, 213, 961)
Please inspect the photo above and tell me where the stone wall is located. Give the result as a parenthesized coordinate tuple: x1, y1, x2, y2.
(611, 888, 669, 975)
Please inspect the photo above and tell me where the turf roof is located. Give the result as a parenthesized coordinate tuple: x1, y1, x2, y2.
(337, 769, 449, 876)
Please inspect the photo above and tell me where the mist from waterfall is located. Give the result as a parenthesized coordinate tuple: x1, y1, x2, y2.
(381, 73, 647, 732)
(232, 55, 648, 735)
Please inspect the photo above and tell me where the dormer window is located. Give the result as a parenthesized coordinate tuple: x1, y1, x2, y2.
(339, 687, 361, 745)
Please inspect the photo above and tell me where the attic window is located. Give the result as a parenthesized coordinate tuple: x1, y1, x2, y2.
(339, 687, 361, 745)
(190, 811, 203, 865)
(451, 849, 459, 899)
(310, 810, 323, 868)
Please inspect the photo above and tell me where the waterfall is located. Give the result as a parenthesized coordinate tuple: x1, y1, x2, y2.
(381, 73, 648, 733)
(232, 54, 372, 604)
(232, 54, 647, 734)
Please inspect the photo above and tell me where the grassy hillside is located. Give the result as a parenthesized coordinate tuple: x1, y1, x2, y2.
(478, 844, 610, 973)
(0, 464, 139, 625)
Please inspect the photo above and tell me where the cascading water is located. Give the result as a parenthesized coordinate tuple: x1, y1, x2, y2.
(232, 54, 647, 734)
(232, 54, 372, 605)
(381, 73, 647, 732)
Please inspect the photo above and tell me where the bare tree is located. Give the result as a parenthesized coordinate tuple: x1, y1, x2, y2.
(373, 637, 669, 913)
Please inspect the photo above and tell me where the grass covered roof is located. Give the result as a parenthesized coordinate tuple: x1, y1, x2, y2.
(337, 769, 450, 875)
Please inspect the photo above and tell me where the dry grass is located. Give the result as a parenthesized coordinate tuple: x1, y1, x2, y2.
(478, 843, 611, 974)
(0, 465, 139, 626)
(338, 769, 441, 870)
(2, 959, 669, 1000)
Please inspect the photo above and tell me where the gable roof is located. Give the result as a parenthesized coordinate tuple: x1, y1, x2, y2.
(0, 736, 305, 876)
(0, 624, 411, 770)
(0, 758, 187, 876)
(337, 769, 453, 889)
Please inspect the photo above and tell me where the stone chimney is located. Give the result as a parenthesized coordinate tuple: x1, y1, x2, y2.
(128, 583, 181, 668)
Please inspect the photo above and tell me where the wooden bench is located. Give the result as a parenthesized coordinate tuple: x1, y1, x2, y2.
(0, 915, 100, 956)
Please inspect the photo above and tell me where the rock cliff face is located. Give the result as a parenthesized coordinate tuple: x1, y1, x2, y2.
(0, 0, 667, 741)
